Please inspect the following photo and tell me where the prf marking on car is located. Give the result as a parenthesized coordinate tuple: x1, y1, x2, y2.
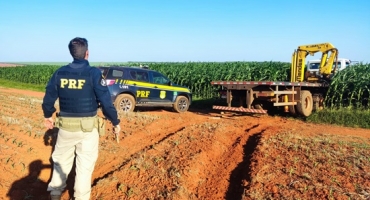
(137, 90, 150, 98)
(115, 79, 126, 84)
(125, 80, 190, 92)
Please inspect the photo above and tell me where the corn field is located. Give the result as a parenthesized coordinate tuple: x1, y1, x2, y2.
(0, 62, 369, 108)
(0, 62, 290, 99)
(0, 65, 58, 85)
(146, 61, 290, 99)
(324, 63, 370, 108)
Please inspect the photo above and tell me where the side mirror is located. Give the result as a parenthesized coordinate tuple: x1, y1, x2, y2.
(168, 81, 172, 86)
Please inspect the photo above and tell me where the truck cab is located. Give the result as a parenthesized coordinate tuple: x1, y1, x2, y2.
(307, 58, 352, 74)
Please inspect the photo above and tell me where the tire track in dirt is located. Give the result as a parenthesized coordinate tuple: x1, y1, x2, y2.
(193, 121, 270, 199)
(89, 118, 235, 199)
(92, 126, 186, 187)
(225, 129, 263, 199)
(91, 113, 198, 181)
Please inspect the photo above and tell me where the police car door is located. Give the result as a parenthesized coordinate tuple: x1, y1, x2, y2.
(149, 71, 173, 103)
(129, 70, 152, 104)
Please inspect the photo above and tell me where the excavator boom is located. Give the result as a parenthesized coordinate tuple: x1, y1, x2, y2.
(291, 43, 338, 82)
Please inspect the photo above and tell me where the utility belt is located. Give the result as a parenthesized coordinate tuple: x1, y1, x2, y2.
(54, 113, 106, 136)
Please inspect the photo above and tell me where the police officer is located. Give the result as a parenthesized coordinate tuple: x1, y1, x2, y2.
(42, 37, 121, 200)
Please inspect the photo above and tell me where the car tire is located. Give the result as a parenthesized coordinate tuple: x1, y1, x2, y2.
(114, 94, 136, 112)
(173, 96, 189, 113)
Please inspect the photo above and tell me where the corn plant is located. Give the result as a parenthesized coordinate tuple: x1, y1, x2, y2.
(0, 62, 290, 99)
(1, 62, 369, 104)
(325, 63, 370, 108)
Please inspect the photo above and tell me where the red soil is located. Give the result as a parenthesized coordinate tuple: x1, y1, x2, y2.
(0, 87, 369, 200)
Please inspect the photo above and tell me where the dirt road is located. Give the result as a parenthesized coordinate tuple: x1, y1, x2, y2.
(1, 87, 369, 200)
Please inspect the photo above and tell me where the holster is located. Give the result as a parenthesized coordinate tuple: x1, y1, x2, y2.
(54, 116, 60, 128)
(97, 117, 106, 136)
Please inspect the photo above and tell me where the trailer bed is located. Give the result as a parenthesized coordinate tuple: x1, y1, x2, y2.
(211, 80, 330, 116)
(211, 81, 328, 87)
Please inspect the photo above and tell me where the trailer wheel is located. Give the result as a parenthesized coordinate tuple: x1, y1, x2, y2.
(296, 90, 313, 117)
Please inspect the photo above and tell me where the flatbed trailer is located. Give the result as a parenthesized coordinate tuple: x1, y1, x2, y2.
(211, 80, 330, 117)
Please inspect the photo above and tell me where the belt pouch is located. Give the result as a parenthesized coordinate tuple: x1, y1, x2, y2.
(59, 117, 80, 132)
(80, 117, 95, 132)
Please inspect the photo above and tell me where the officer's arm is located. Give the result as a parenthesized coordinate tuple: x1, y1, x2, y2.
(91, 69, 120, 126)
(42, 73, 58, 118)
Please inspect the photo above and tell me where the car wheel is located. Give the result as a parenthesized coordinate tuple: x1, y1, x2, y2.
(114, 94, 136, 112)
(173, 96, 189, 113)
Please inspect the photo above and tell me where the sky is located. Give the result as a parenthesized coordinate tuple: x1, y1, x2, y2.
(1, 0, 369, 63)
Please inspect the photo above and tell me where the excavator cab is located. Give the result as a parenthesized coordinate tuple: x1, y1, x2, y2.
(291, 43, 338, 83)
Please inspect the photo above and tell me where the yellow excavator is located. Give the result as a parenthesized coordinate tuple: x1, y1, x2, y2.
(290, 42, 339, 83)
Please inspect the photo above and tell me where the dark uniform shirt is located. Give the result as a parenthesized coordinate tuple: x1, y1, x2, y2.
(42, 59, 120, 126)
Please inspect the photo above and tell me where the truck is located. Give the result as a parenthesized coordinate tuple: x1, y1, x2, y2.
(211, 42, 346, 117)
(307, 58, 353, 74)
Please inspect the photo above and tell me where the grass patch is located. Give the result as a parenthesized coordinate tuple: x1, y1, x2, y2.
(307, 108, 370, 129)
(0, 79, 45, 92)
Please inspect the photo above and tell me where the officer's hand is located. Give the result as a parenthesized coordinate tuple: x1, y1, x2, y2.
(44, 118, 54, 130)
(113, 125, 121, 134)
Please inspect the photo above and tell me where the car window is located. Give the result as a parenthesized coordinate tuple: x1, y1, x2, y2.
(130, 70, 149, 82)
(111, 69, 124, 78)
(345, 61, 350, 68)
(152, 72, 170, 84)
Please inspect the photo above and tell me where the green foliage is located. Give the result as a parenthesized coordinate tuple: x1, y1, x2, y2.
(0, 65, 59, 85)
(307, 107, 370, 129)
(324, 63, 370, 108)
(129, 61, 290, 99)
(1, 61, 370, 110)
(0, 62, 291, 99)
(0, 78, 46, 92)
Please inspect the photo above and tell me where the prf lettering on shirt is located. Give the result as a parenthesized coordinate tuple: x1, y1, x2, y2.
(60, 79, 86, 89)
(137, 90, 150, 98)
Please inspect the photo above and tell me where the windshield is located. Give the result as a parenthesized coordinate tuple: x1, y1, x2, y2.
(152, 72, 170, 84)
(309, 63, 320, 70)
(309, 61, 345, 70)
(333, 62, 342, 70)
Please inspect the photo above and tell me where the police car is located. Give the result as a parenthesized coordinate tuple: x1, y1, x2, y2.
(97, 65, 192, 113)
